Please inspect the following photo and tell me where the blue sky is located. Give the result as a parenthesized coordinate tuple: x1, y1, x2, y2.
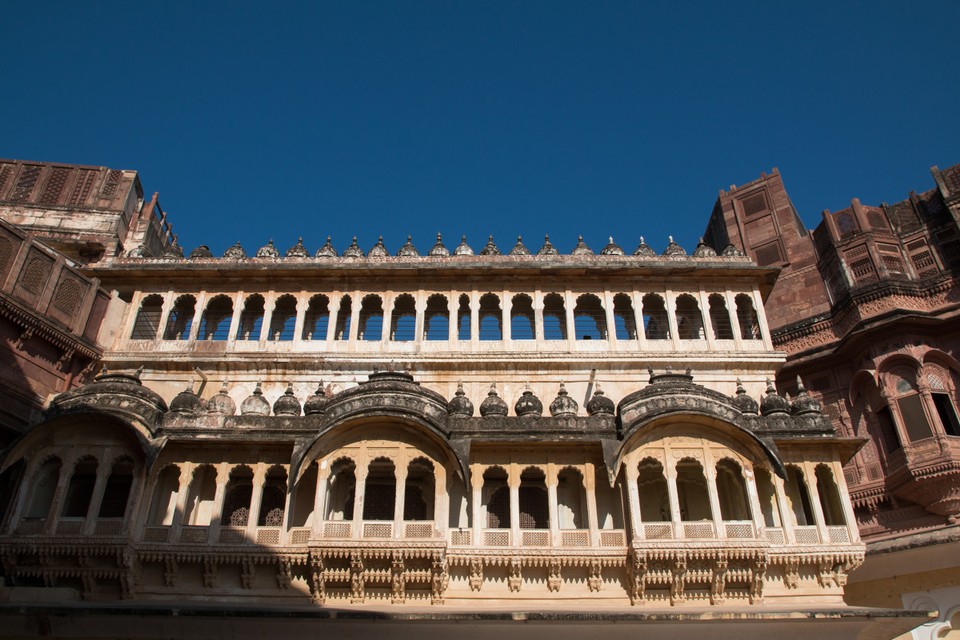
(2, 1, 958, 257)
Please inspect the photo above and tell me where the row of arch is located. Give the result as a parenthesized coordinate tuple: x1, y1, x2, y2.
(130, 290, 763, 343)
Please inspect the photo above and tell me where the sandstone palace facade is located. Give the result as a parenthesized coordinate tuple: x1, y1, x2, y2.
(0, 158, 956, 639)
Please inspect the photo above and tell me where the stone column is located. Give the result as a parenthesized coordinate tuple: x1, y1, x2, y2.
(533, 290, 544, 349)
(434, 467, 449, 539)
(772, 474, 795, 543)
(632, 290, 647, 349)
(742, 466, 766, 538)
(226, 291, 244, 343)
(312, 467, 330, 537)
(187, 291, 208, 341)
(260, 292, 276, 344)
(292, 291, 308, 342)
(393, 463, 408, 539)
(382, 292, 395, 341)
(546, 466, 559, 546)
(245, 464, 267, 541)
(347, 290, 360, 342)
(448, 290, 458, 341)
(81, 460, 113, 535)
(603, 290, 617, 342)
(501, 291, 511, 341)
(704, 459, 724, 538)
(470, 290, 479, 343)
(122, 291, 145, 342)
(157, 291, 175, 340)
(414, 292, 426, 342)
(207, 464, 229, 543)
(42, 453, 77, 534)
(725, 291, 744, 350)
(353, 463, 368, 539)
(624, 465, 643, 540)
(831, 460, 860, 543)
(326, 294, 341, 342)
(168, 462, 196, 541)
(697, 289, 716, 349)
(5, 458, 39, 534)
(564, 291, 576, 346)
(471, 466, 483, 546)
(664, 290, 680, 349)
(584, 463, 600, 547)
(665, 461, 683, 538)
(751, 288, 774, 349)
(509, 465, 520, 547)
(803, 463, 828, 543)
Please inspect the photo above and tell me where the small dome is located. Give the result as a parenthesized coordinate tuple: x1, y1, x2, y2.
(693, 237, 717, 258)
(170, 384, 204, 414)
(601, 237, 625, 256)
(730, 379, 759, 415)
(479, 384, 508, 417)
(273, 383, 302, 416)
(760, 380, 791, 415)
(454, 235, 474, 256)
(510, 236, 531, 256)
(515, 386, 543, 417)
(188, 245, 213, 259)
(256, 240, 280, 258)
(662, 236, 686, 256)
(223, 242, 247, 259)
(585, 384, 615, 415)
(368, 236, 389, 257)
(537, 235, 559, 256)
(571, 235, 594, 255)
(304, 382, 328, 415)
(633, 236, 656, 257)
(791, 377, 822, 415)
(429, 233, 450, 257)
(447, 382, 474, 417)
(549, 383, 579, 417)
(162, 238, 184, 258)
(342, 236, 364, 258)
(286, 237, 309, 257)
(397, 235, 419, 257)
(479, 235, 501, 256)
(240, 382, 271, 416)
(206, 383, 237, 415)
(315, 236, 338, 257)
(721, 243, 744, 257)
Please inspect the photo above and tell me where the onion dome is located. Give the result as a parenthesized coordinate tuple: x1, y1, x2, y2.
(760, 379, 791, 415)
(223, 241, 247, 259)
(342, 236, 364, 258)
(162, 238, 184, 258)
(791, 377, 822, 415)
(586, 384, 615, 416)
(662, 236, 686, 256)
(256, 240, 280, 258)
(693, 237, 717, 258)
(285, 237, 309, 257)
(601, 237, 625, 256)
(447, 382, 474, 417)
(368, 236, 389, 257)
(170, 383, 204, 414)
(189, 245, 213, 259)
(721, 243, 744, 257)
(315, 236, 338, 257)
(304, 382, 328, 415)
(549, 383, 579, 417)
(537, 235, 559, 256)
(429, 233, 450, 257)
(730, 379, 759, 414)
(240, 382, 271, 416)
(397, 235, 419, 257)
(479, 383, 508, 417)
(571, 235, 594, 255)
(454, 235, 474, 256)
(633, 236, 656, 257)
(479, 235, 501, 256)
(515, 386, 543, 417)
(273, 383, 302, 416)
(510, 236, 531, 256)
(206, 383, 237, 415)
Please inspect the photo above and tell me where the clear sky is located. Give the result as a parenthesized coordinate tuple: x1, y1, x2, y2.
(2, 1, 958, 257)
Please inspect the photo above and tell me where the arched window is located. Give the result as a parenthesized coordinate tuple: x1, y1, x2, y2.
(98, 457, 134, 519)
(557, 468, 585, 529)
(302, 295, 330, 341)
(519, 468, 549, 529)
(573, 294, 607, 340)
(130, 294, 164, 340)
(162, 295, 196, 340)
(456, 294, 471, 340)
(390, 293, 416, 341)
(478, 293, 502, 341)
(510, 294, 535, 340)
(715, 459, 750, 521)
(675, 458, 711, 521)
(784, 466, 814, 527)
(754, 467, 782, 528)
(613, 293, 637, 340)
(147, 465, 180, 526)
(815, 465, 846, 526)
(257, 466, 287, 527)
(708, 294, 734, 340)
(334, 295, 352, 340)
(290, 462, 318, 528)
(542, 293, 567, 340)
(61, 457, 98, 518)
(198, 295, 233, 341)
(404, 458, 435, 521)
(236, 294, 265, 340)
(184, 465, 218, 526)
(641, 294, 670, 340)
(736, 294, 762, 340)
(483, 467, 509, 528)
(220, 466, 253, 527)
(423, 294, 449, 341)
(637, 458, 669, 522)
(268, 295, 297, 341)
(25, 458, 61, 520)
(927, 369, 960, 437)
(362, 458, 396, 520)
(325, 458, 355, 521)
(358, 295, 383, 341)
(675, 294, 704, 340)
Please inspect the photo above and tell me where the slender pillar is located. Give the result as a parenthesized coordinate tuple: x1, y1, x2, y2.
(448, 290, 458, 341)
(509, 466, 520, 546)
(665, 290, 680, 350)
(353, 464, 368, 539)
(632, 290, 647, 349)
(624, 466, 643, 540)
(292, 291, 308, 342)
(697, 290, 716, 348)
(382, 292, 394, 341)
(81, 461, 113, 535)
(470, 290, 479, 343)
(326, 294, 341, 342)
(393, 464, 408, 539)
(207, 464, 229, 543)
(6, 458, 40, 534)
(187, 291, 208, 341)
(725, 291, 744, 350)
(831, 460, 860, 543)
(260, 292, 276, 344)
(804, 463, 828, 544)
(533, 290, 544, 349)
(347, 290, 360, 342)
(502, 291, 511, 341)
(772, 474, 796, 543)
(471, 467, 483, 546)
(547, 468, 559, 546)
(564, 291, 576, 347)
(226, 291, 244, 343)
(169, 462, 196, 541)
(742, 466, 766, 538)
(665, 466, 683, 538)
(157, 291, 175, 340)
(602, 290, 617, 342)
(704, 462, 724, 538)
(584, 463, 600, 547)
(42, 454, 77, 534)
(245, 464, 267, 541)
(434, 467, 449, 538)
(312, 467, 330, 537)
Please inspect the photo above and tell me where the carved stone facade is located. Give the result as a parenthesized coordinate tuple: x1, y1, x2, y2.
(0, 157, 940, 639)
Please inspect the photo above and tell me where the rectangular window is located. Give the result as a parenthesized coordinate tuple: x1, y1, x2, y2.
(897, 395, 934, 441)
(932, 393, 960, 436)
(876, 407, 901, 455)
